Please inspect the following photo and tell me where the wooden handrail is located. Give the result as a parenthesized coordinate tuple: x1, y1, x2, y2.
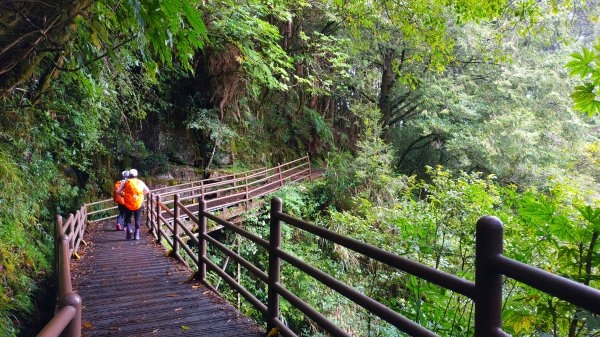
(148, 193, 600, 337)
(38, 232, 82, 337)
(87, 156, 312, 223)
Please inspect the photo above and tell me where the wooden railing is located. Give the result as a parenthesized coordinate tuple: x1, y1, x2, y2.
(146, 156, 312, 249)
(37, 156, 312, 337)
(85, 156, 311, 223)
(151, 196, 600, 337)
(37, 206, 86, 337)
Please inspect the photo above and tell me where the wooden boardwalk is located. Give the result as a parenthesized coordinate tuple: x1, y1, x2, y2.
(72, 220, 264, 337)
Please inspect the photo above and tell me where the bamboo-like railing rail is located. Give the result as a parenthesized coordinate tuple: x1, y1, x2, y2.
(85, 156, 311, 223)
(149, 195, 600, 337)
(37, 206, 86, 337)
(37, 156, 312, 337)
(146, 156, 312, 245)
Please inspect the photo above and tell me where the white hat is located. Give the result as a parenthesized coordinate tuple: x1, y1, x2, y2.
(122, 170, 129, 178)
(129, 169, 138, 177)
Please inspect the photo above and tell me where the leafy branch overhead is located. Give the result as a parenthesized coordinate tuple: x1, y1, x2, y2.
(567, 39, 600, 116)
(0, 0, 208, 96)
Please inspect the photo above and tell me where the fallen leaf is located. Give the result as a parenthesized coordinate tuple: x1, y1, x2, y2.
(181, 326, 190, 330)
(82, 321, 94, 329)
(174, 307, 183, 311)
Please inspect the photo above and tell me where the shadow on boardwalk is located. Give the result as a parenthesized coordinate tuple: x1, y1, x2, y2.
(72, 221, 264, 337)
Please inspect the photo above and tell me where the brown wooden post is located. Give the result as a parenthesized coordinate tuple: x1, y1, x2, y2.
(62, 292, 82, 337)
(237, 236, 241, 309)
(307, 154, 313, 181)
(81, 205, 87, 238)
(54, 215, 62, 298)
(68, 215, 75, 250)
(146, 193, 151, 229)
(244, 173, 249, 210)
(173, 194, 180, 258)
(57, 235, 81, 337)
(267, 197, 282, 332)
(156, 194, 162, 243)
(475, 216, 510, 337)
(198, 199, 207, 282)
(277, 163, 283, 187)
(200, 181, 205, 200)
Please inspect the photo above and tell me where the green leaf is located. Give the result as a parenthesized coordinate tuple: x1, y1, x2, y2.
(577, 205, 600, 229)
(181, 325, 190, 330)
(570, 83, 600, 117)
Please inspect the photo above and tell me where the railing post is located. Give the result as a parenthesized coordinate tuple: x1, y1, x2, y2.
(201, 181, 205, 199)
(55, 215, 62, 298)
(61, 292, 82, 337)
(197, 198, 207, 282)
(475, 216, 509, 337)
(146, 193, 151, 229)
(68, 215, 75, 251)
(173, 194, 180, 258)
(156, 194, 162, 243)
(307, 154, 313, 181)
(81, 205, 87, 236)
(277, 163, 283, 187)
(267, 197, 282, 332)
(244, 173, 249, 210)
(57, 235, 81, 337)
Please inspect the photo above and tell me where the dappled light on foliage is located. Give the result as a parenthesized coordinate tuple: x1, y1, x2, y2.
(0, 0, 599, 335)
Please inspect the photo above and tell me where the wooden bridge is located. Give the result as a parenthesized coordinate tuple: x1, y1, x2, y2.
(38, 156, 600, 337)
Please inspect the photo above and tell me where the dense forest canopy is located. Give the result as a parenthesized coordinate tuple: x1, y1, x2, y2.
(0, 0, 599, 336)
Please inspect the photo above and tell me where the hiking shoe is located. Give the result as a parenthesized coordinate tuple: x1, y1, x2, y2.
(116, 224, 123, 231)
(134, 229, 140, 240)
(126, 230, 132, 240)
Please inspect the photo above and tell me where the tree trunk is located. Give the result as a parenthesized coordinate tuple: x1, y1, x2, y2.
(378, 48, 397, 129)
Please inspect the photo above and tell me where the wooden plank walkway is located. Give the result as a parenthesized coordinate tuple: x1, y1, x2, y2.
(71, 220, 264, 337)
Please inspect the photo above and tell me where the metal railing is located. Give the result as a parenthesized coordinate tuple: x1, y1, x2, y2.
(37, 206, 86, 337)
(150, 196, 600, 337)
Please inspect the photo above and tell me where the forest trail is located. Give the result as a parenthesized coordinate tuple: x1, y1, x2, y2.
(71, 220, 264, 337)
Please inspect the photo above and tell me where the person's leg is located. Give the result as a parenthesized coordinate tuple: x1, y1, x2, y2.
(116, 204, 125, 231)
(124, 208, 133, 239)
(133, 208, 142, 240)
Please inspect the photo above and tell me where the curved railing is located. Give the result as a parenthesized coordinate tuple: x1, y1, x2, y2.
(146, 156, 312, 251)
(86, 156, 311, 223)
(36, 156, 312, 337)
(149, 196, 600, 337)
(37, 206, 86, 337)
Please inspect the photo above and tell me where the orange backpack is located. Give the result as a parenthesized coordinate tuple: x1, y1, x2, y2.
(123, 178, 145, 211)
(114, 181, 125, 205)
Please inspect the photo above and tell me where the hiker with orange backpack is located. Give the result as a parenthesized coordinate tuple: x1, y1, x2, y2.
(117, 169, 150, 240)
(113, 170, 129, 231)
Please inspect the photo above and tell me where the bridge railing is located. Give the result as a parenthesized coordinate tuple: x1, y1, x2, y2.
(146, 156, 312, 250)
(37, 207, 86, 337)
(85, 156, 311, 223)
(152, 196, 600, 337)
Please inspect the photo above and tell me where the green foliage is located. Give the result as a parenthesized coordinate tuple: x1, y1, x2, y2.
(226, 168, 599, 336)
(207, 0, 293, 93)
(91, 0, 207, 72)
(317, 105, 401, 209)
(393, 16, 600, 187)
(567, 40, 600, 116)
